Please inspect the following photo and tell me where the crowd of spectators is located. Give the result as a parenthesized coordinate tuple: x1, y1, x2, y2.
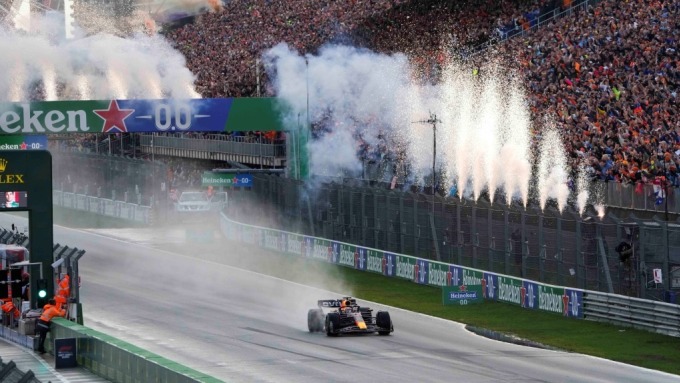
(164, 0, 415, 98)
(47, 0, 680, 199)
(491, 0, 680, 191)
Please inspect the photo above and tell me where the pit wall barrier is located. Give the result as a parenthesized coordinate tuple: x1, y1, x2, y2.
(50, 318, 224, 383)
(220, 213, 680, 337)
(53, 190, 151, 224)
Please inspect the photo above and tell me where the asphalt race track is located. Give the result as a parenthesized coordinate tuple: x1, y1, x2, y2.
(1, 213, 679, 383)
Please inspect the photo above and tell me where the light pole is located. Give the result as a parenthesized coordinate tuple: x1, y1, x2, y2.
(413, 113, 442, 261)
(305, 57, 310, 133)
(413, 113, 441, 200)
(662, 158, 671, 292)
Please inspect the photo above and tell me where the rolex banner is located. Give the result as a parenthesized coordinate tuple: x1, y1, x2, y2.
(0, 98, 284, 134)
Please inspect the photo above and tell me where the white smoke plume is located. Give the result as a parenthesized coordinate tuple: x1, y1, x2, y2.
(264, 43, 543, 208)
(0, 11, 199, 101)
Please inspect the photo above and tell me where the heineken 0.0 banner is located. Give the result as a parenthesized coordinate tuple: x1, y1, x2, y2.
(0, 135, 47, 150)
(442, 285, 483, 305)
(202, 172, 253, 187)
(0, 98, 284, 134)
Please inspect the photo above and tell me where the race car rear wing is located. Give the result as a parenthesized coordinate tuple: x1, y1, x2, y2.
(318, 297, 357, 308)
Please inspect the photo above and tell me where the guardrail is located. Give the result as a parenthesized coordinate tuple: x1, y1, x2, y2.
(219, 212, 680, 337)
(585, 292, 680, 337)
(53, 190, 152, 224)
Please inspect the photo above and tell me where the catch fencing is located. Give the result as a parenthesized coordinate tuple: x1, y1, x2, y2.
(220, 212, 680, 337)
(228, 174, 680, 301)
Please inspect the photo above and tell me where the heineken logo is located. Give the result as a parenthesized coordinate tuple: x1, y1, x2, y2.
(498, 278, 521, 305)
(463, 271, 482, 286)
(94, 100, 134, 133)
(396, 258, 414, 280)
(0, 100, 215, 134)
(366, 252, 382, 273)
(0, 104, 90, 133)
(428, 263, 448, 287)
(339, 247, 355, 266)
(539, 287, 563, 314)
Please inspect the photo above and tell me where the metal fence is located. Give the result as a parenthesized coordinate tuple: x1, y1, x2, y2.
(466, 0, 603, 57)
(229, 175, 680, 300)
(603, 181, 680, 215)
(53, 151, 166, 207)
(138, 134, 286, 167)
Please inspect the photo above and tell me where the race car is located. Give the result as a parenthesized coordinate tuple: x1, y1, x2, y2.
(307, 297, 393, 336)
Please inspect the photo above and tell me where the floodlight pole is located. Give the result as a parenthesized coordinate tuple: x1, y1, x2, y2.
(413, 113, 441, 201)
(413, 113, 442, 261)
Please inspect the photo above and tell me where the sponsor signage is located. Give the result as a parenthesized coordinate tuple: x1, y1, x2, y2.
(395, 255, 417, 282)
(355, 247, 367, 271)
(416, 259, 428, 284)
(312, 238, 331, 261)
(329, 241, 340, 264)
(522, 280, 539, 309)
(383, 253, 396, 277)
(0, 98, 284, 134)
(54, 338, 77, 369)
(564, 288, 583, 318)
(497, 275, 523, 305)
(339, 244, 356, 267)
(201, 172, 253, 188)
(220, 216, 587, 320)
(365, 250, 383, 274)
(448, 265, 463, 287)
(0, 135, 47, 150)
(286, 233, 304, 256)
(482, 272, 498, 300)
(428, 261, 450, 287)
(442, 285, 483, 305)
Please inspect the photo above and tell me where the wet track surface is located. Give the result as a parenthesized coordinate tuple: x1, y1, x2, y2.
(1, 214, 679, 383)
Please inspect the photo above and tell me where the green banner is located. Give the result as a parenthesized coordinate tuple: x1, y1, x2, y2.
(201, 172, 253, 187)
(286, 233, 304, 257)
(312, 238, 331, 261)
(365, 249, 383, 274)
(428, 261, 450, 287)
(497, 276, 523, 306)
(395, 255, 416, 281)
(338, 244, 356, 267)
(442, 285, 483, 305)
(538, 285, 565, 314)
(462, 269, 484, 287)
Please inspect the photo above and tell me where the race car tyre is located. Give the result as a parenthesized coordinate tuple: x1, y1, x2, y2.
(326, 312, 340, 337)
(376, 311, 393, 335)
(307, 309, 324, 332)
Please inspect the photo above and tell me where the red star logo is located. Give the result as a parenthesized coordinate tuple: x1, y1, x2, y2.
(459, 285, 467, 292)
(20, 142, 27, 150)
(562, 294, 570, 316)
(232, 176, 239, 184)
(94, 100, 134, 133)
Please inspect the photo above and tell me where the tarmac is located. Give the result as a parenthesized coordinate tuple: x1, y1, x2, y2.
(0, 337, 111, 383)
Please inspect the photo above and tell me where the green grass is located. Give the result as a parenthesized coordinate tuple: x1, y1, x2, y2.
(50, 212, 680, 376)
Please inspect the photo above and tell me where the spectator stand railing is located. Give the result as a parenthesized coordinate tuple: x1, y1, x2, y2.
(138, 133, 287, 168)
(603, 181, 680, 215)
(464, 0, 604, 57)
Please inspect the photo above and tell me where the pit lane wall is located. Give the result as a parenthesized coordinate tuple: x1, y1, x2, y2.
(219, 212, 680, 336)
(219, 212, 584, 318)
(53, 190, 151, 224)
(49, 318, 223, 383)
